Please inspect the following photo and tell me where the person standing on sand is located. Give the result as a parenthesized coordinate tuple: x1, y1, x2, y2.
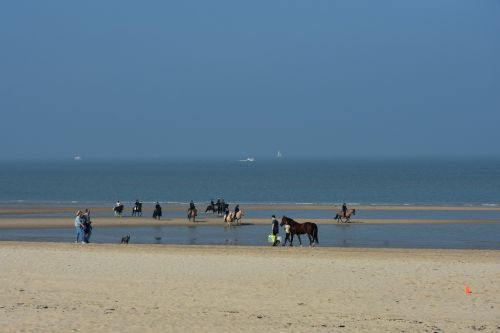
(74, 210, 84, 243)
(81, 209, 92, 243)
(271, 215, 280, 246)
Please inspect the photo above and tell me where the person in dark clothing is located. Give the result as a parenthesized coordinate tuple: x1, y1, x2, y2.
(81, 209, 92, 243)
(342, 203, 347, 217)
(216, 198, 221, 215)
(271, 215, 280, 246)
(221, 198, 226, 213)
(153, 202, 162, 220)
(189, 200, 196, 211)
(234, 205, 240, 216)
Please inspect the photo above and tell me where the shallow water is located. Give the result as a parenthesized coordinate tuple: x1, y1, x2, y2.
(1, 223, 500, 250)
(3, 208, 500, 220)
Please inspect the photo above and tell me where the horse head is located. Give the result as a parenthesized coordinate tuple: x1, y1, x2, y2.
(280, 216, 291, 226)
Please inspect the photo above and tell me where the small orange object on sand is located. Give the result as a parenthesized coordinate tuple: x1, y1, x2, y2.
(465, 286, 471, 295)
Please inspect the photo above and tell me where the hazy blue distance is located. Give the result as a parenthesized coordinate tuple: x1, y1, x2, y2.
(1, 0, 499, 160)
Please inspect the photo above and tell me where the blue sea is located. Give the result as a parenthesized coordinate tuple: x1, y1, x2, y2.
(2, 158, 500, 249)
(1, 158, 500, 206)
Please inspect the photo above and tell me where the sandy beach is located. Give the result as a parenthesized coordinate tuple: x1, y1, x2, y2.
(0, 242, 499, 332)
(1, 204, 499, 331)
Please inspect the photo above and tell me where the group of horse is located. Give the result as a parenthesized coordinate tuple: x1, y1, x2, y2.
(204, 202, 229, 215)
(113, 202, 356, 248)
(204, 202, 243, 226)
(188, 207, 243, 225)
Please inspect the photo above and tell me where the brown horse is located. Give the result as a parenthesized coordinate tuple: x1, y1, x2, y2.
(188, 208, 197, 222)
(334, 209, 356, 223)
(280, 216, 318, 247)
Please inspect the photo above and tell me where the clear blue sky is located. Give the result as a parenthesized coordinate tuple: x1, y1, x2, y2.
(1, 0, 499, 160)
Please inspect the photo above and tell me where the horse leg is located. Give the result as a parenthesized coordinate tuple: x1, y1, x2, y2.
(289, 233, 294, 247)
(307, 233, 313, 247)
(297, 234, 302, 246)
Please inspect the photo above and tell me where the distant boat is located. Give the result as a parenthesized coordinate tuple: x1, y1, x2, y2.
(74, 155, 82, 161)
(239, 157, 255, 162)
(276, 151, 282, 158)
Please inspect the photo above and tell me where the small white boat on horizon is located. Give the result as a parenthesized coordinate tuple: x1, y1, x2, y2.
(277, 151, 282, 158)
(74, 155, 82, 161)
(239, 157, 255, 162)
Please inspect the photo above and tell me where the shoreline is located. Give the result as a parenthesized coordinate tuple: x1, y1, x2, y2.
(1, 202, 500, 216)
(1, 202, 500, 229)
(1, 216, 500, 230)
(1, 203, 500, 215)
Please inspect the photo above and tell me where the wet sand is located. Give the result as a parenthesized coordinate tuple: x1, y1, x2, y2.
(0, 242, 499, 332)
(2, 216, 500, 230)
(1, 203, 500, 229)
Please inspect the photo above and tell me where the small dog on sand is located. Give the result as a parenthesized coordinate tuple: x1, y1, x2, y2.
(120, 235, 130, 244)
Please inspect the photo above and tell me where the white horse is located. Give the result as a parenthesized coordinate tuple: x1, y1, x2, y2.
(224, 210, 243, 225)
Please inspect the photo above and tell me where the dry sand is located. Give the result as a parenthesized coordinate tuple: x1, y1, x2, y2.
(0, 242, 499, 332)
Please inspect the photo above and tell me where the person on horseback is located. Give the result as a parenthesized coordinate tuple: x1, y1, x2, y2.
(153, 202, 162, 220)
(234, 205, 240, 217)
(342, 203, 347, 218)
(220, 198, 226, 213)
(189, 200, 196, 211)
(216, 198, 221, 215)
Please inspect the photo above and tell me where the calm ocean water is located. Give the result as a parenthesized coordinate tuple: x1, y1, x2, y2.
(0, 158, 500, 206)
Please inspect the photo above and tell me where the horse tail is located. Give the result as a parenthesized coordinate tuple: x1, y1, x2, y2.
(313, 223, 319, 244)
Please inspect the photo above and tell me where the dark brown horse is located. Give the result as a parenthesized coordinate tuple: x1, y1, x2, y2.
(280, 216, 319, 247)
(334, 209, 356, 223)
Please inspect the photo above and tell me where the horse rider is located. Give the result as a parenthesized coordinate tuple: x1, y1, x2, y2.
(234, 204, 240, 217)
(189, 201, 197, 218)
(342, 203, 347, 217)
(221, 198, 225, 210)
(216, 198, 221, 215)
(153, 202, 162, 220)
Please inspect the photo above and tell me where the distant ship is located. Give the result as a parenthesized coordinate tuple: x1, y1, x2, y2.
(74, 155, 82, 161)
(276, 151, 282, 158)
(239, 157, 255, 162)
